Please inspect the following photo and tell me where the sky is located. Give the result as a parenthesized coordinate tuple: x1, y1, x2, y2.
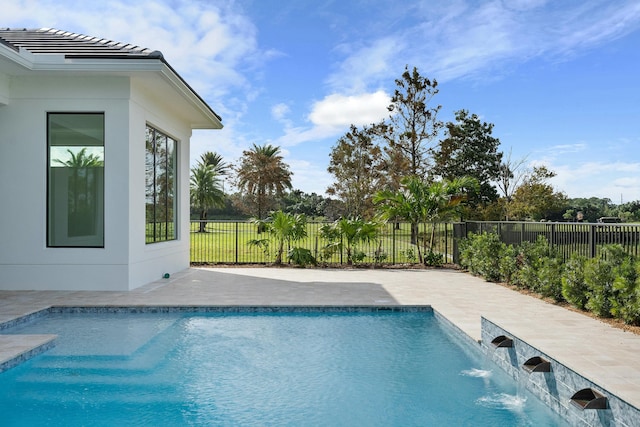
(5, 0, 640, 203)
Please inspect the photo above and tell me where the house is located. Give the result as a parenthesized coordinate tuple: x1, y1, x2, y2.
(0, 28, 223, 291)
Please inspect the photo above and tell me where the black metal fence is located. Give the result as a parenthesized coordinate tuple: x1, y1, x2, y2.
(190, 221, 454, 265)
(457, 221, 640, 261)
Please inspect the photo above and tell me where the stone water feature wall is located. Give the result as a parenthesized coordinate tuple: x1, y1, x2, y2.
(481, 317, 640, 427)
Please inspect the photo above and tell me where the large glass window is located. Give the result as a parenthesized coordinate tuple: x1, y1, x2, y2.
(145, 125, 177, 243)
(47, 113, 105, 247)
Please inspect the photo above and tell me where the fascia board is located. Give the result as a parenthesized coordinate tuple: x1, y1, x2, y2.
(39, 58, 222, 129)
(156, 63, 223, 130)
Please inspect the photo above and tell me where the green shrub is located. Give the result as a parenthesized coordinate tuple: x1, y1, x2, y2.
(459, 232, 504, 281)
(499, 244, 519, 285)
(288, 247, 317, 267)
(352, 250, 367, 264)
(513, 236, 550, 292)
(562, 254, 589, 309)
(584, 245, 629, 318)
(401, 248, 417, 263)
(424, 251, 444, 267)
(537, 256, 565, 302)
(609, 255, 640, 325)
(458, 236, 476, 273)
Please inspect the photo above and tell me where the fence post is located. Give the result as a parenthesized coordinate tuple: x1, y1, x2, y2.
(444, 223, 448, 262)
(235, 221, 239, 264)
(589, 224, 597, 258)
(452, 222, 466, 265)
(392, 224, 396, 264)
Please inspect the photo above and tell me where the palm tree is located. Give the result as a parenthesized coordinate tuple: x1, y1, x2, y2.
(235, 144, 292, 219)
(319, 217, 381, 265)
(199, 151, 230, 176)
(374, 176, 477, 264)
(53, 148, 104, 229)
(250, 210, 308, 264)
(53, 147, 104, 168)
(190, 162, 224, 232)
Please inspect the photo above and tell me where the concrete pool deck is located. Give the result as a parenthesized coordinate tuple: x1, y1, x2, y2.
(1, 266, 640, 413)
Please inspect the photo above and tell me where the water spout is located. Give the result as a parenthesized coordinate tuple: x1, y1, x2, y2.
(490, 335, 513, 348)
(522, 356, 551, 373)
(570, 388, 608, 410)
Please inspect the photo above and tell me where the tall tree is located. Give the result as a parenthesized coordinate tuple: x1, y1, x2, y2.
(433, 110, 503, 213)
(190, 162, 225, 232)
(199, 151, 230, 178)
(496, 148, 528, 220)
(281, 190, 327, 218)
(510, 166, 568, 221)
(235, 143, 292, 219)
(373, 65, 443, 181)
(327, 125, 385, 219)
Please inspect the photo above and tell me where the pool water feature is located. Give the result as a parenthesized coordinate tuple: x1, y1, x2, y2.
(0, 309, 567, 426)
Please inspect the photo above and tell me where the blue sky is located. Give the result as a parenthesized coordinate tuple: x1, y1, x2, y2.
(6, 0, 640, 202)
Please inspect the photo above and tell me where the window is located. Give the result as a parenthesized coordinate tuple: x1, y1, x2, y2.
(145, 125, 177, 243)
(47, 113, 105, 247)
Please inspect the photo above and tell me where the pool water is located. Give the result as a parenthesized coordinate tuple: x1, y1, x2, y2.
(0, 311, 567, 426)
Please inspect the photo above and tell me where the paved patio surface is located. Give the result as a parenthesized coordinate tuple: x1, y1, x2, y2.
(1, 267, 640, 410)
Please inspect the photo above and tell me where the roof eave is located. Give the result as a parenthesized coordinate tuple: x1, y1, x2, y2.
(0, 49, 223, 129)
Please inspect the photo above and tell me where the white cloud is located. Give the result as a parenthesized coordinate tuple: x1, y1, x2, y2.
(326, 37, 404, 93)
(4, 0, 264, 111)
(308, 91, 390, 128)
(546, 161, 640, 202)
(271, 103, 291, 121)
(270, 91, 390, 147)
(325, 1, 640, 89)
(287, 159, 332, 195)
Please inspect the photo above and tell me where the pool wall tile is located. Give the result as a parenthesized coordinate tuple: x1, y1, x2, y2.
(481, 317, 640, 427)
(47, 305, 434, 314)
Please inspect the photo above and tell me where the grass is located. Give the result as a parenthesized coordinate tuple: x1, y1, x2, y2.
(189, 221, 454, 265)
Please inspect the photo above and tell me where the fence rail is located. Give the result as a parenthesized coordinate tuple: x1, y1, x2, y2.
(458, 221, 640, 260)
(190, 221, 454, 265)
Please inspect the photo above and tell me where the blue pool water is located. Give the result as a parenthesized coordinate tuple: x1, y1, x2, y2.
(0, 310, 567, 426)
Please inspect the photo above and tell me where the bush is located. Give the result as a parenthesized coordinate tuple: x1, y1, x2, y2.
(288, 247, 316, 267)
(537, 256, 565, 302)
(499, 244, 519, 285)
(424, 251, 444, 267)
(584, 245, 629, 318)
(459, 232, 504, 282)
(513, 236, 559, 293)
(609, 254, 640, 325)
(562, 254, 589, 309)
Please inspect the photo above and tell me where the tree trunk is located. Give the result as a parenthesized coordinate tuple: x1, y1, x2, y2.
(199, 210, 207, 232)
(410, 222, 418, 245)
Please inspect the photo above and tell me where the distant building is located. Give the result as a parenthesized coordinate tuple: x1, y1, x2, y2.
(0, 28, 222, 290)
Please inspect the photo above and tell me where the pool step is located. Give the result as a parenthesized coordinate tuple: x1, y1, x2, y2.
(0, 334, 57, 372)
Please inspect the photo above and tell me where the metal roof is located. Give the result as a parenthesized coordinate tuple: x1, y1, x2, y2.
(0, 28, 161, 58)
(0, 28, 222, 124)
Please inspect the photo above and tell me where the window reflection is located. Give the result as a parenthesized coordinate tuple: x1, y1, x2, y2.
(145, 125, 177, 243)
(48, 114, 104, 247)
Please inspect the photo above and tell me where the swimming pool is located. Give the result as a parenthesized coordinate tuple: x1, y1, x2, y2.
(0, 308, 567, 426)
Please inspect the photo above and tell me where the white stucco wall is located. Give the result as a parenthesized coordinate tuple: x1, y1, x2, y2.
(0, 75, 131, 290)
(127, 79, 193, 289)
(0, 73, 8, 105)
(0, 73, 195, 291)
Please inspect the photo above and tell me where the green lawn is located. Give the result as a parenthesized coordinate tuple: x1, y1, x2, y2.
(189, 221, 454, 265)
